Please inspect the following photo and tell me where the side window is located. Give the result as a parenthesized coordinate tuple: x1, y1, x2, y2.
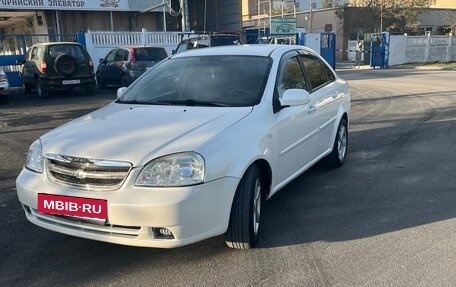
(321, 60, 336, 82)
(176, 40, 189, 53)
(105, 50, 117, 62)
(196, 39, 210, 48)
(26, 47, 34, 60)
(122, 49, 129, 61)
(36, 46, 45, 60)
(115, 49, 124, 61)
(277, 56, 307, 98)
(299, 54, 329, 90)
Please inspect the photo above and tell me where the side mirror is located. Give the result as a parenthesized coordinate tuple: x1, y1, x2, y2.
(117, 87, 128, 99)
(172, 49, 176, 55)
(99, 58, 106, 64)
(279, 89, 311, 107)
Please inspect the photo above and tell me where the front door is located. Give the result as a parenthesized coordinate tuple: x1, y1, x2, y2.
(276, 52, 322, 185)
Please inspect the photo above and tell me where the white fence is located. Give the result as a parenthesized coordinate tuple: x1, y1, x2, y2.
(389, 34, 456, 66)
(84, 29, 198, 71)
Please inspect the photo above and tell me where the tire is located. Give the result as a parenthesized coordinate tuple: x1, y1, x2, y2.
(0, 94, 9, 104)
(36, 79, 49, 98)
(96, 74, 106, 89)
(83, 84, 94, 96)
(121, 75, 129, 87)
(225, 164, 263, 249)
(323, 117, 348, 168)
(24, 83, 32, 93)
(54, 54, 76, 77)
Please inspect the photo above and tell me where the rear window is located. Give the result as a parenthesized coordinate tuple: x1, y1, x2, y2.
(135, 48, 167, 61)
(48, 44, 86, 60)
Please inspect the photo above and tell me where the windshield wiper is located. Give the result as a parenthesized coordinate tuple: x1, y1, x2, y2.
(156, 99, 230, 107)
(116, 99, 142, 104)
(116, 99, 170, 105)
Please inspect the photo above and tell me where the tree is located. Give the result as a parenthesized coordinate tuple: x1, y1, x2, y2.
(271, 1, 301, 16)
(322, 0, 333, 9)
(334, 0, 429, 35)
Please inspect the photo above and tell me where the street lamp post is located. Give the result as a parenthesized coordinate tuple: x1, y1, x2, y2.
(309, 0, 313, 33)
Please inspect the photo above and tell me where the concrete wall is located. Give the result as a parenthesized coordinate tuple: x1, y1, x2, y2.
(389, 34, 456, 66)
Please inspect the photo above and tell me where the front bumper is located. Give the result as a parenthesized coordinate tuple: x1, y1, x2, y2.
(16, 167, 239, 248)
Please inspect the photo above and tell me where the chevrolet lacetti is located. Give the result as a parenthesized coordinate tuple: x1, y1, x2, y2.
(16, 45, 350, 249)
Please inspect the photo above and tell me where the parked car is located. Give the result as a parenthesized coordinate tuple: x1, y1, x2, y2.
(0, 69, 10, 104)
(16, 45, 350, 250)
(173, 34, 240, 54)
(96, 46, 168, 88)
(20, 42, 96, 98)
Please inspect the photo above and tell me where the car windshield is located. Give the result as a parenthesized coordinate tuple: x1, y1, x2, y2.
(48, 44, 85, 60)
(135, 48, 167, 61)
(117, 55, 271, 107)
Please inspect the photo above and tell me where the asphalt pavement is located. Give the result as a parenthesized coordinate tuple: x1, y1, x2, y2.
(1, 69, 456, 286)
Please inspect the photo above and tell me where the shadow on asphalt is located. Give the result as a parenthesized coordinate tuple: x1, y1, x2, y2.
(257, 114, 456, 248)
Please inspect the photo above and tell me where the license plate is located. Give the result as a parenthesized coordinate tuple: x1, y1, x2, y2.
(62, 79, 81, 85)
(38, 193, 107, 220)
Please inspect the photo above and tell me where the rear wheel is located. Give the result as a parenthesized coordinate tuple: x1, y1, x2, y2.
(225, 164, 262, 249)
(323, 117, 348, 168)
(36, 79, 49, 98)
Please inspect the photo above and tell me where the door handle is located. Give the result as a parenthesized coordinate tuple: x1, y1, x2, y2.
(307, 105, 317, 113)
(332, 91, 338, 99)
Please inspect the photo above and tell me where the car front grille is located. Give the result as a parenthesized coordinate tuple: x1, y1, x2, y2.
(46, 154, 132, 190)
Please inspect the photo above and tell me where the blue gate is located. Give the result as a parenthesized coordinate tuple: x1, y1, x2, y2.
(296, 32, 336, 69)
(320, 33, 336, 69)
(0, 33, 85, 87)
(370, 32, 390, 68)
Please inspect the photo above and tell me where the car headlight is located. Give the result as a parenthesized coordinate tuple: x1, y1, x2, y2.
(136, 152, 205, 187)
(25, 139, 43, 173)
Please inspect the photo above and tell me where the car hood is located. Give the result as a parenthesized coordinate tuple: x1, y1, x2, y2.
(41, 103, 253, 166)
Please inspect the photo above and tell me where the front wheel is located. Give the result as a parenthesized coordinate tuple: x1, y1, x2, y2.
(24, 83, 32, 93)
(96, 74, 106, 89)
(323, 117, 348, 168)
(83, 84, 95, 96)
(121, 75, 129, 87)
(225, 164, 263, 249)
(0, 94, 9, 104)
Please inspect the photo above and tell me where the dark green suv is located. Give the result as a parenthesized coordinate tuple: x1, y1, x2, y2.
(21, 42, 96, 97)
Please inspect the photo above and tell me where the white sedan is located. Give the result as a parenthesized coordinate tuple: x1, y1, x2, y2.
(16, 45, 350, 249)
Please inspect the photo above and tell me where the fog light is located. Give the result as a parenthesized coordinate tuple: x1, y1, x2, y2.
(152, 227, 175, 239)
(22, 204, 31, 215)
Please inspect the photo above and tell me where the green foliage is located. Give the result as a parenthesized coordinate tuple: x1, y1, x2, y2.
(334, 0, 430, 34)
(322, 0, 333, 8)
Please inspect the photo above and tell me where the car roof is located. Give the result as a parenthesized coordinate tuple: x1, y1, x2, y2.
(28, 42, 83, 49)
(184, 34, 240, 40)
(31, 42, 82, 46)
(170, 44, 315, 58)
(117, 46, 166, 49)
